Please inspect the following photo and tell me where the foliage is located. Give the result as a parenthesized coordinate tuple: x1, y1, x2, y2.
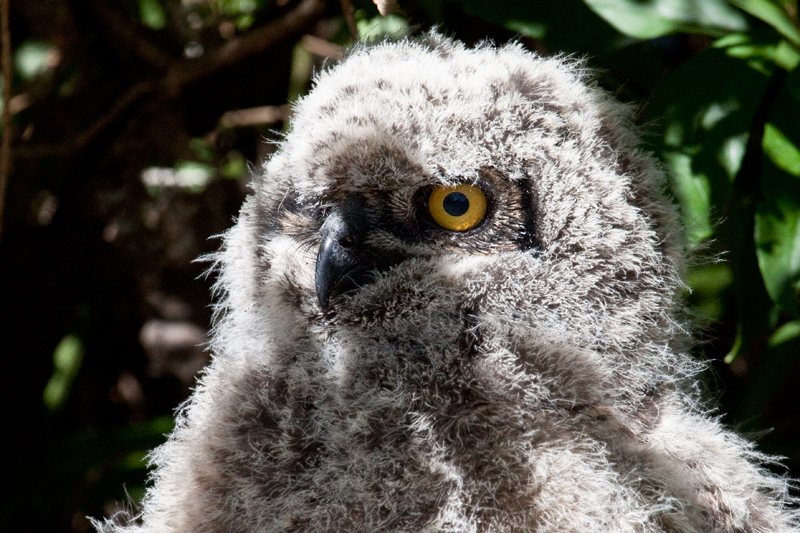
(2, 0, 799, 531)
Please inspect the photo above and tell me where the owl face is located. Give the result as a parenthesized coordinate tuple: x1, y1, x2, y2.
(241, 35, 684, 379)
(287, 165, 536, 311)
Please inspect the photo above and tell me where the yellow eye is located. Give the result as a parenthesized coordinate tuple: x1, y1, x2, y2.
(427, 184, 487, 232)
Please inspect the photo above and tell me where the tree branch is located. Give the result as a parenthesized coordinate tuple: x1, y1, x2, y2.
(0, 0, 12, 240)
(14, 0, 327, 160)
(339, 0, 358, 42)
(14, 80, 155, 159)
(88, 0, 172, 71)
(162, 0, 326, 95)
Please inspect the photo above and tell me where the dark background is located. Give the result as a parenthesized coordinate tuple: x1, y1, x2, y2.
(2, 0, 799, 531)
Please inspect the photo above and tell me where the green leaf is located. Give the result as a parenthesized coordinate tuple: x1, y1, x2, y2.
(714, 32, 800, 71)
(43, 334, 85, 410)
(505, 20, 547, 39)
(647, 49, 771, 244)
(755, 201, 800, 316)
(769, 319, 800, 346)
(453, 0, 626, 53)
(685, 262, 735, 320)
(138, 0, 167, 30)
(121, 450, 150, 471)
(189, 137, 215, 163)
(764, 123, 800, 175)
(221, 150, 248, 179)
(756, 78, 800, 316)
(15, 41, 55, 81)
(231, 0, 258, 14)
(775, 39, 800, 70)
(218, 0, 266, 16)
(235, 13, 255, 30)
(175, 162, 215, 192)
(755, 155, 800, 316)
(357, 13, 409, 41)
(584, 0, 747, 38)
(728, 0, 800, 46)
(141, 162, 215, 194)
(663, 150, 715, 244)
(288, 41, 314, 105)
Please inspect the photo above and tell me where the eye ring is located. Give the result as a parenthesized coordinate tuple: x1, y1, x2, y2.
(427, 184, 488, 232)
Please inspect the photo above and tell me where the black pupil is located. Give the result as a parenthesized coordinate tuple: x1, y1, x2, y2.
(443, 192, 469, 217)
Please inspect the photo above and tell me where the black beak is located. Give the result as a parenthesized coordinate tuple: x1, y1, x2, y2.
(314, 195, 370, 310)
(314, 195, 407, 310)
(315, 233, 361, 310)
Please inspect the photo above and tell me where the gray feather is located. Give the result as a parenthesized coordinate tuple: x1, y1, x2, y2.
(95, 33, 799, 532)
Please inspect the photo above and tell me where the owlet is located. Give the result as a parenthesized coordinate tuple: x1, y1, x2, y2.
(96, 33, 799, 532)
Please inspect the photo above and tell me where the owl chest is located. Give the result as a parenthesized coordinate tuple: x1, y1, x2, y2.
(222, 334, 573, 531)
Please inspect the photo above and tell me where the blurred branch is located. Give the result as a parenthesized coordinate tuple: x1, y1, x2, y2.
(301, 34, 344, 59)
(373, 0, 398, 17)
(162, 0, 326, 95)
(88, 0, 172, 71)
(15, 0, 327, 160)
(339, 0, 359, 42)
(91, 0, 328, 82)
(0, 0, 12, 241)
(14, 80, 155, 159)
(733, 68, 787, 199)
(219, 105, 289, 128)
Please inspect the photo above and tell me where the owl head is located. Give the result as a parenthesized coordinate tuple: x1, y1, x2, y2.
(215, 32, 691, 422)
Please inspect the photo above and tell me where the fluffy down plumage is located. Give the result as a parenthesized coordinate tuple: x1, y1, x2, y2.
(96, 33, 799, 532)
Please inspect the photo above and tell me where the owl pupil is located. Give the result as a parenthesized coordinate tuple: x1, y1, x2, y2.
(443, 192, 469, 217)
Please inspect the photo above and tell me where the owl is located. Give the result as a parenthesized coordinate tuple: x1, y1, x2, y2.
(96, 33, 799, 532)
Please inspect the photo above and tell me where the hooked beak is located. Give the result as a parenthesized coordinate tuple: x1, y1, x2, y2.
(314, 195, 404, 311)
(314, 195, 370, 311)
(315, 232, 363, 310)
